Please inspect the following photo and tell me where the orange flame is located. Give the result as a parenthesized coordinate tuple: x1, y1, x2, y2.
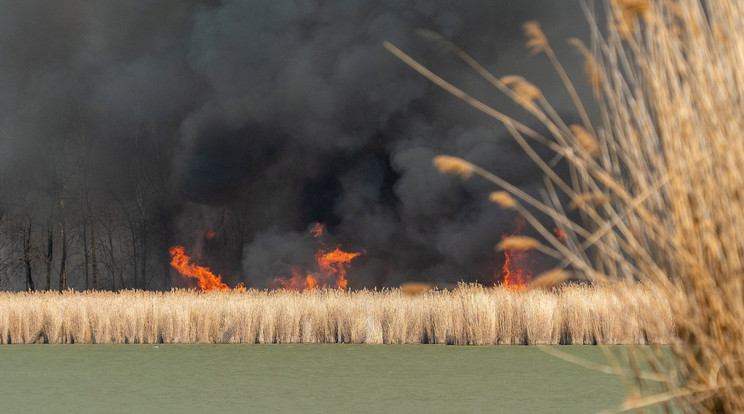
(169, 246, 244, 291)
(273, 269, 318, 290)
(310, 222, 325, 238)
(307, 275, 318, 289)
(502, 248, 527, 290)
(272, 224, 361, 291)
(553, 227, 567, 241)
(316, 247, 360, 290)
(272, 246, 360, 291)
(498, 214, 531, 290)
(205, 227, 216, 240)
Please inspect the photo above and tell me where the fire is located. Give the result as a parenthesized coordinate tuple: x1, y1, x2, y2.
(553, 227, 567, 241)
(169, 246, 245, 291)
(273, 270, 318, 290)
(315, 247, 360, 290)
(205, 227, 216, 240)
(310, 222, 325, 238)
(307, 275, 317, 289)
(502, 248, 528, 290)
(498, 214, 532, 290)
(272, 223, 361, 291)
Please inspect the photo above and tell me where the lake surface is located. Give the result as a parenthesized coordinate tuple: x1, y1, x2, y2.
(1, 344, 627, 413)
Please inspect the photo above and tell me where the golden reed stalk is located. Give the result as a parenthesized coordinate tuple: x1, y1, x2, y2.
(384, 0, 744, 413)
(388, 0, 744, 409)
(0, 284, 673, 345)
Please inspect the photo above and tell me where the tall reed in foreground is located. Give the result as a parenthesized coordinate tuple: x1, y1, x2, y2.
(386, 0, 744, 411)
(0, 285, 672, 345)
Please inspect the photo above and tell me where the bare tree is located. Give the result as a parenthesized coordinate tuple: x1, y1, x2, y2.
(79, 126, 99, 290)
(90, 208, 99, 289)
(23, 217, 34, 291)
(98, 208, 127, 290)
(56, 191, 68, 292)
(80, 202, 89, 290)
(45, 218, 53, 290)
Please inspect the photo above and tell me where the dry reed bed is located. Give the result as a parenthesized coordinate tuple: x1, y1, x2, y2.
(0, 284, 674, 345)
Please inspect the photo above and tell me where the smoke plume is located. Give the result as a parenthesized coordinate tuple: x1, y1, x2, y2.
(0, 0, 592, 290)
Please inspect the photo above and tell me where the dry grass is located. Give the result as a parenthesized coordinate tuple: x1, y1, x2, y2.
(386, 0, 744, 410)
(0, 284, 673, 345)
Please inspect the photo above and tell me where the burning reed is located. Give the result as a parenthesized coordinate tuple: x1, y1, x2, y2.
(0, 284, 673, 345)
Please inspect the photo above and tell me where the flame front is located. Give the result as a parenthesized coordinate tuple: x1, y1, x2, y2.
(502, 247, 528, 290)
(169, 246, 244, 291)
(316, 247, 360, 290)
(272, 223, 361, 290)
(273, 246, 360, 291)
(273, 270, 316, 290)
(498, 214, 532, 290)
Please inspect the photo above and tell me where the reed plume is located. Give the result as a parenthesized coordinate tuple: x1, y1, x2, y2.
(387, 0, 744, 410)
(489, 191, 517, 209)
(432, 155, 474, 179)
(496, 236, 541, 252)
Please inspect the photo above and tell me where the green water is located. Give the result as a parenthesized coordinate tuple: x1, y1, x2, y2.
(0, 344, 626, 413)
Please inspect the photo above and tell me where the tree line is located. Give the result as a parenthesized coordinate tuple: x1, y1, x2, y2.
(0, 123, 251, 292)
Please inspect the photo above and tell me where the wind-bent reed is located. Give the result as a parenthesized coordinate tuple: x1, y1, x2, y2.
(387, 0, 744, 410)
(0, 284, 673, 345)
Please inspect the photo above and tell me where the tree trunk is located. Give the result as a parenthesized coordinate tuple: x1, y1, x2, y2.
(130, 223, 138, 290)
(108, 230, 116, 291)
(81, 128, 98, 290)
(91, 216, 98, 290)
(58, 223, 67, 292)
(57, 189, 67, 292)
(46, 219, 53, 290)
(81, 208, 89, 290)
(140, 222, 147, 289)
(24, 219, 34, 292)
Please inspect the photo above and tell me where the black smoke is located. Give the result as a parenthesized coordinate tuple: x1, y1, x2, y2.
(0, 0, 593, 290)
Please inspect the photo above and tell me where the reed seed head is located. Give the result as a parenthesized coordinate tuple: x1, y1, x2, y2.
(569, 192, 612, 210)
(523, 21, 548, 54)
(529, 269, 571, 290)
(496, 236, 541, 252)
(489, 191, 517, 209)
(569, 38, 602, 94)
(501, 75, 542, 104)
(615, 0, 650, 16)
(433, 155, 474, 179)
(613, 0, 650, 39)
(570, 124, 600, 156)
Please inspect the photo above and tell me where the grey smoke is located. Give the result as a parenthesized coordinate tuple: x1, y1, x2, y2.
(0, 0, 592, 290)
